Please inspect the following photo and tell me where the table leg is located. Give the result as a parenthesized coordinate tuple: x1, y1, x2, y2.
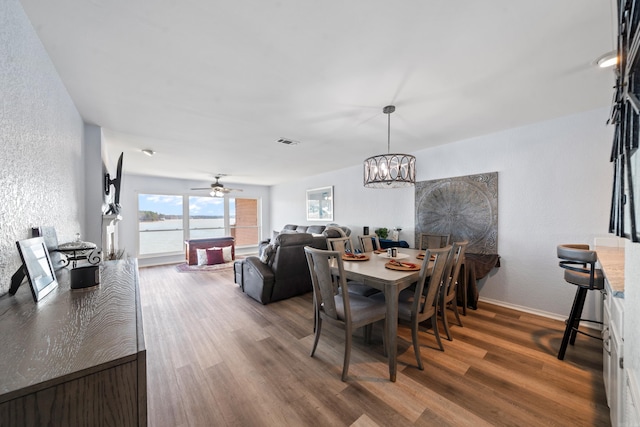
(385, 282, 399, 382)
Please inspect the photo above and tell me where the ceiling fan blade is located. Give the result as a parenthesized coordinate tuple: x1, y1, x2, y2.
(192, 174, 242, 195)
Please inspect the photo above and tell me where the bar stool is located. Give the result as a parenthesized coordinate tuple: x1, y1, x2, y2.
(556, 244, 605, 360)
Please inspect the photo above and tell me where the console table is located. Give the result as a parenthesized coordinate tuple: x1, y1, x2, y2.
(459, 253, 501, 313)
(0, 259, 146, 426)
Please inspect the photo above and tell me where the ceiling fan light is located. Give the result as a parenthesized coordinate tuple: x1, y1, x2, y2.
(142, 149, 155, 156)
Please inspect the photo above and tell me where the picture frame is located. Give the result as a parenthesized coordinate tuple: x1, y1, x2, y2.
(306, 186, 334, 221)
(16, 237, 59, 302)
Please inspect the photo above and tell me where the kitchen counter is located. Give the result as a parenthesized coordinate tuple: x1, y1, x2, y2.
(596, 245, 625, 297)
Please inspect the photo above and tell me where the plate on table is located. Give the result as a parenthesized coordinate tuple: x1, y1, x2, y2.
(385, 260, 420, 271)
(416, 252, 435, 260)
(377, 252, 410, 260)
(342, 253, 369, 261)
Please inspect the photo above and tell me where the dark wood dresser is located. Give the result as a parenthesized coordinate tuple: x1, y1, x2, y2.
(0, 259, 146, 426)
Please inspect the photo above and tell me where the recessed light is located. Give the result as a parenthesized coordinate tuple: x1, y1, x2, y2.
(596, 51, 618, 68)
(142, 149, 155, 156)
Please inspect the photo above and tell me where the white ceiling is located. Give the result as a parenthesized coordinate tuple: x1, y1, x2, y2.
(20, 0, 616, 186)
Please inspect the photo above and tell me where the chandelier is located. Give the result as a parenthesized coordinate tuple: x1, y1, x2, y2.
(363, 105, 416, 188)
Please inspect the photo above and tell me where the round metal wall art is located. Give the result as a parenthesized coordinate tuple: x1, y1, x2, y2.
(415, 172, 498, 254)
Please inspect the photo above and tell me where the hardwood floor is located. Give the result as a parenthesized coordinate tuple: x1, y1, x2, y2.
(139, 264, 610, 427)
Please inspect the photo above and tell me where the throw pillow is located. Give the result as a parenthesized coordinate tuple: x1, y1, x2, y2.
(259, 244, 275, 264)
(212, 246, 232, 262)
(206, 247, 224, 265)
(222, 245, 232, 262)
(196, 248, 208, 266)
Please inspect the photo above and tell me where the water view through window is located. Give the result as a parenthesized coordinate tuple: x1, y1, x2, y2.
(138, 194, 184, 255)
(138, 193, 259, 256)
(189, 196, 230, 239)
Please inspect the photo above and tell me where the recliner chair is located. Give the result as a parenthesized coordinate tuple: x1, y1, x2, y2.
(243, 233, 324, 304)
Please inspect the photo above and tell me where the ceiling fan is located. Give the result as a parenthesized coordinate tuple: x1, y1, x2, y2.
(191, 175, 243, 197)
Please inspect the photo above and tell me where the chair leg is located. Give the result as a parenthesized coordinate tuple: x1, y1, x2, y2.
(432, 313, 444, 351)
(342, 327, 352, 381)
(310, 317, 322, 357)
(364, 324, 372, 344)
(441, 300, 452, 341)
(569, 289, 587, 345)
(558, 287, 587, 360)
(312, 294, 317, 333)
(411, 318, 424, 371)
(451, 297, 463, 327)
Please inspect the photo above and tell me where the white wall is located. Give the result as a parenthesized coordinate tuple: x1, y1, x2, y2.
(118, 174, 271, 267)
(271, 169, 415, 238)
(84, 124, 108, 248)
(0, 0, 85, 294)
(272, 108, 613, 319)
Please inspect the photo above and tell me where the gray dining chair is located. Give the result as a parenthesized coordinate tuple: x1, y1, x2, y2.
(304, 246, 387, 381)
(438, 241, 468, 341)
(357, 234, 381, 252)
(326, 235, 355, 253)
(418, 233, 451, 250)
(327, 236, 380, 297)
(371, 245, 452, 370)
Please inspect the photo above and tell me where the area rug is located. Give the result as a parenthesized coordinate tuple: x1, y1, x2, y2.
(175, 256, 244, 273)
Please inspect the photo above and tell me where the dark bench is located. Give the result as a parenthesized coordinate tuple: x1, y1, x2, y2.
(185, 237, 235, 265)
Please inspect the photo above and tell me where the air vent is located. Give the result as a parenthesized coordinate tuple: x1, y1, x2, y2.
(277, 138, 300, 145)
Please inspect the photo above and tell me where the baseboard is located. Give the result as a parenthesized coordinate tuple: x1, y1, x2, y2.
(478, 296, 601, 331)
(478, 297, 565, 321)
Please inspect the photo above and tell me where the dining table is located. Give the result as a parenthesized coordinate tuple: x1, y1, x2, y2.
(332, 248, 426, 382)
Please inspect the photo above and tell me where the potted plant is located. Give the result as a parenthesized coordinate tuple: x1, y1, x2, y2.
(375, 227, 389, 239)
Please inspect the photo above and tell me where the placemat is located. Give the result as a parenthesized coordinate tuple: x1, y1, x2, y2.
(385, 260, 420, 271)
(342, 254, 369, 261)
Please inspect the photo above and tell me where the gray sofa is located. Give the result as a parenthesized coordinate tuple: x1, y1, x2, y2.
(257, 223, 351, 255)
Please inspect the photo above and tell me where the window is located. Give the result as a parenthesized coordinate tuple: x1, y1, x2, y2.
(189, 196, 225, 239)
(138, 194, 184, 255)
(138, 194, 261, 256)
